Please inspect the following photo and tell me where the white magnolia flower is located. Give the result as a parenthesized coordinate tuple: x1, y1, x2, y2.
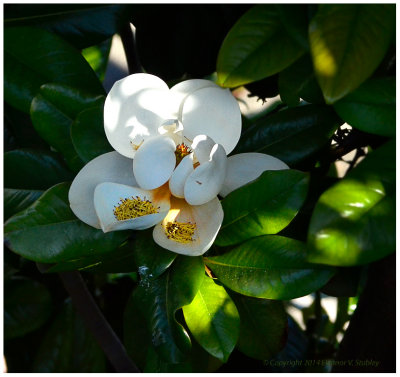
(69, 74, 288, 256)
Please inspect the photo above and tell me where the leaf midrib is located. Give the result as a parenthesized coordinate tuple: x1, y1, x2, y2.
(221, 176, 306, 230)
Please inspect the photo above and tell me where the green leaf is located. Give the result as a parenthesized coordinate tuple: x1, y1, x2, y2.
(234, 104, 342, 166)
(216, 170, 309, 247)
(4, 26, 104, 113)
(275, 5, 309, 50)
(278, 54, 324, 107)
(205, 235, 334, 300)
(31, 83, 104, 171)
(4, 182, 130, 263)
(124, 287, 223, 372)
(4, 149, 73, 219)
(183, 277, 239, 362)
(46, 239, 137, 273)
(33, 299, 106, 372)
(5, 5, 130, 49)
(71, 106, 113, 163)
(217, 5, 305, 88)
(230, 292, 287, 360)
(309, 4, 395, 103)
(333, 77, 395, 137)
(132, 229, 177, 281)
(132, 256, 204, 363)
(4, 277, 52, 340)
(307, 139, 395, 266)
(82, 39, 111, 81)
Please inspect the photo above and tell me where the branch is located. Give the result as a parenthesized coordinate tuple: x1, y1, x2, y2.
(58, 271, 140, 373)
(120, 23, 143, 74)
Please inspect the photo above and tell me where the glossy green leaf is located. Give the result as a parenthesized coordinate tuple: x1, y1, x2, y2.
(5, 149, 73, 190)
(4, 182, 130, 263)
(71, 106, 113, 163)
(82, 39, 111, 81)
(279, 54, 324, 106)
(132, 229, 177, 281)
(5, 5, 129, 49)
(33, 299, 106, 372)
(217, 5, 305, 88)
(46, 239, 137, 273)
(4, 26, 104, 113)
(4, 149, 73, 219)
(234, 105, 342, 165)
(205, 235, 334, 300)
(183, 277, 239, 362)
(309, 4, 395, 103)
(5, 103, 48, 150)
(132, 256, 204, 363)
(124, 288, 223, 372)
(216, 170, 309, 247)
(275, 5, 309, 50)
(333, 77, 395, 137)
(307, 140, 395, 266)
(5, 277, 52, 340)
(230, 292, 287, 360)
(31, 83, 104, 171)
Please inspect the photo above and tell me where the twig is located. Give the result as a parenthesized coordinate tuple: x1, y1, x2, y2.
(120, 23, 143, 74)
(58, 271, 140, 373)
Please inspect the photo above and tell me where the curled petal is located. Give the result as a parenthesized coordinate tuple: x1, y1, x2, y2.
(94, 182, 170, 233)
(104, 73, 173, 159)
(153, 196, 223, 256)
(181, 86, 241, 154)
(191, 134, 215, 164)
(219, 152, 289, 197)
(184, 144, 227, 205)
(68, 151, 138, 228)
(133, 135, 176, 190)
(169, 79, 219, 118)
(169, 154, 194, 198)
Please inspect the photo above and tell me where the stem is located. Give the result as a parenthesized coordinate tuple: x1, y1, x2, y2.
(58, 271, 140, 373)
(120, 23, 143, 74)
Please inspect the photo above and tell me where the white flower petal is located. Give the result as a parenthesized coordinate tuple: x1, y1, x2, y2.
(169, 79, 219, 118)
(69, 151, 138, 228)
(184, 144, 227, 205)
(104, 73, 173, 159)
(169, 153, 194, 198)
(133, 135, 176, 190)
(153, 196, 223, 256)
(191, 134, 215, 164)
(94, 182, 170, 233)
(181, 86, 241, 154)
(219, 152, 290, 197)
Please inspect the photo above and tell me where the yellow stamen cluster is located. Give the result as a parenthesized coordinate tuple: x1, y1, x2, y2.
(165, 221, 196, 244)
(113, 196, 159, 221)
(175, 143, 192, 166)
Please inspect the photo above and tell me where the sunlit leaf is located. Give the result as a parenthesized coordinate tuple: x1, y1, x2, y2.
(183, 277, 239, 362)
(216, 170, 309, 247)
(206, 235, 334, 300)
(307, 139, 395, 266)
(309, 4, 395, 103)
(217, 5, 305, 87)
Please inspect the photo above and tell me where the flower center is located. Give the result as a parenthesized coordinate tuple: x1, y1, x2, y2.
(113, 196, 159, 221)
(164, 221, 196, 243)
(175, 143, 192, 166)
